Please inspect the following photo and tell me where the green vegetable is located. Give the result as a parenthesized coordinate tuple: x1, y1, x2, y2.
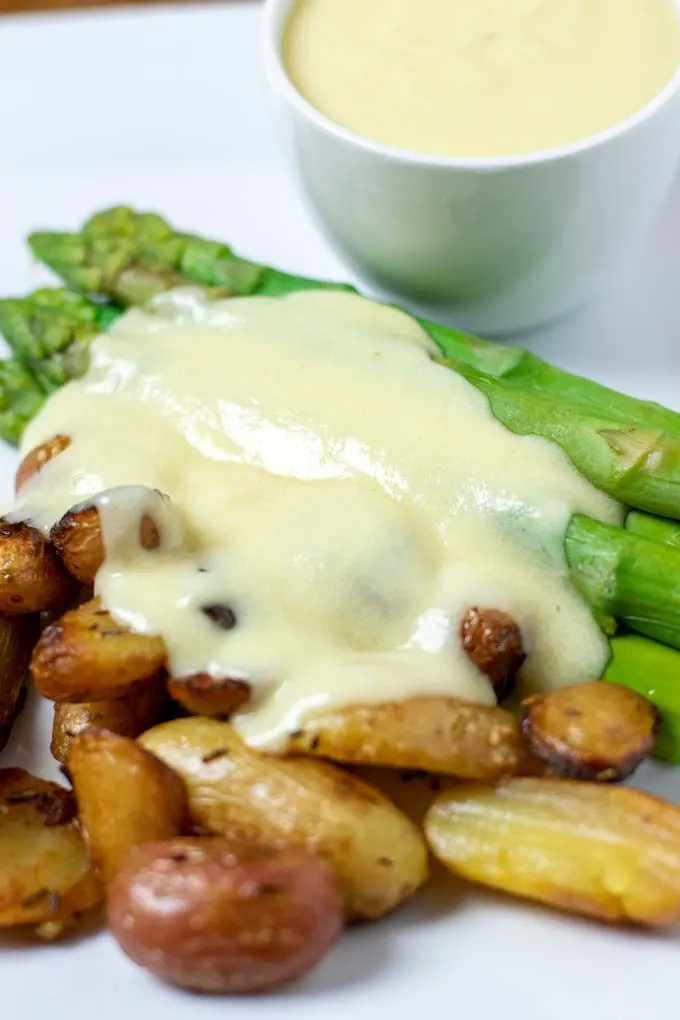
(565, 515, 680, 650)
(625, 510, 680, 551)
(29, 206, 680, 433)
(0, 288, 117, 392)
(443, 358, 680, 519)
(605, 635, 680, 764)
(22, 207, 680, 518)
(0, 359, 46, 446)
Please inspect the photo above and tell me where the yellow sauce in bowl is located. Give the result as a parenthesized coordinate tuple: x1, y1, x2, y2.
(283, 0, 680, 158)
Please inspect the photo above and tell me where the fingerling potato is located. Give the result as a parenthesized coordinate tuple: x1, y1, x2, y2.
(0, 519, 76, 614)
(461, 607, 525, 701)
(50, 677, 172, 765)
(108, 839, 343, 993)
(425, 777, 680, 927)
(0, 613, 39, 752)
(31, 597, 166, 702)
(139, 717, 429, 920)
(69, 730, 188, 885)
(522, 681, 659, 782)
(0, 768, 102, 936)
(286, 696, 527, 778)
(15, 434, 70, 494)
(51, 502, 160, 585)
(167, 673, 251, 718)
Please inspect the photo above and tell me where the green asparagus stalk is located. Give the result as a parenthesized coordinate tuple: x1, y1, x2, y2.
(28, 207, 353, 308)
(29, 207, 680, 435)
(0, 360, 46, 446)
(565, 515, 680, 650)
(443, 359, 680, 519)
(625, 510, 680, 551)
(604, 635, 680, 763)
(0, 288, 119, 392)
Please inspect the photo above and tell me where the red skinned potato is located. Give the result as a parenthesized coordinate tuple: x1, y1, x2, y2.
(108, 838, 343, 994)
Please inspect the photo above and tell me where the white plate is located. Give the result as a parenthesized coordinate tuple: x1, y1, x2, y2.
(1, 4, 680, 1018)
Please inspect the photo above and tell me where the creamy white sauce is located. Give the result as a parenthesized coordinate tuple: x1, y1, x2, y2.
(18, 289, 621, 749)
(284, 0, 680, 158)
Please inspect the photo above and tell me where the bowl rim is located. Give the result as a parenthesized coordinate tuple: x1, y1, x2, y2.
(262, 0, 680, 172)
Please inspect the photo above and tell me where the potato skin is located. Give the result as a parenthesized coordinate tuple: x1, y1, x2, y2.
(69, 730, 188, 884)
(287, 696, 527, 778)
(522, 681, 659, 781)
(0, 613, 39, 752)
(0, 519, 76, 615)
(51, 504, 160, 586)
(0, 768, 102, 935)
(139, 717, 429, 921)
(50, 678, 172, 766)
(167, 673, 251, 718)
(108, 839, 343, 994)
(425, 777, 680, 927)
(461, 607, 525, 700)
(31, 597, 166, 702)
(15, 434, 70, 494)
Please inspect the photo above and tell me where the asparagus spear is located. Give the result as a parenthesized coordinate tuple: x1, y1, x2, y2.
(29, 207, 680, 435)
(0, 288, 118, 392)
(444, 359, 680, 519)
(565, 515, 680, 650)
(28, 207, 352, 308)
(0, 360, 46, 446)
(625, 510, 680, 551)
(604, 635, 680, 764)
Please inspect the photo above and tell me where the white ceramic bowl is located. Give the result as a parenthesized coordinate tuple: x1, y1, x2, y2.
(263, 0, 680, 334)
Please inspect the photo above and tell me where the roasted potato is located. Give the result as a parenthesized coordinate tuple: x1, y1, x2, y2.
(31, 597, 166, 702)
(0, 768, 102, 936)
(69, 730, 188, 884)
(51, 503, 160, 586)
(461, 607, 525, 700)
(0, 519, 76, 615)
(522, 681, 659, 781)
(167, 673, 251, 718)
(286, 696, 528, 778)
(15, 434, 70, 494)
(139, 717, 429, 921)
(0, 613, 40, 752)
(50, 678, 172, 765)
(108, 839, 343, 993)
(425, 777, 680, 927)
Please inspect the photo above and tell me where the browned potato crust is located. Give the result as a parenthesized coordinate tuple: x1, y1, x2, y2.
(15, 434, 70, 494)
(50, 678, 172, 765)
(51, 504, 160, 586)
(461, 607, 525, 700)
(425, 777, 680, 927)
(69, 730, 188, 884)
(139, 717, 429, 921)
(0, 613, 40, 752)
(31, 597, 166, 702)
(108, 839, 343, 993)
(522, 681, 659, 782)
(0, 768, 102, 936)
(286, 696, 527, 778)
(167, 673, 251, 718)
(0, 519, 77, 615)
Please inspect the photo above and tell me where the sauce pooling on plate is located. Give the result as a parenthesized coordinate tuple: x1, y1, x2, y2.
(283, 0, 680, 158)
(17, 290, 620, 749)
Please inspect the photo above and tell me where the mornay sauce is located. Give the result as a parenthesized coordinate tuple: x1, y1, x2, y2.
(17, 289, 621, 749)
(283, 0, 680, 158)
